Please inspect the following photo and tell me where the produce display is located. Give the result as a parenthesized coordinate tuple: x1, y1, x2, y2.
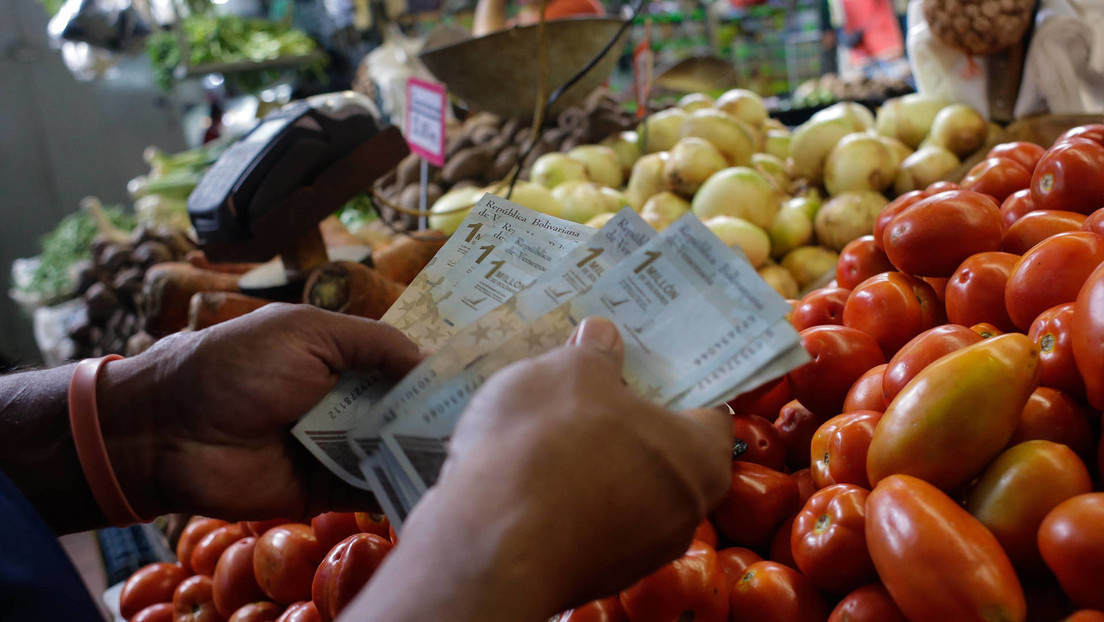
(372, 89, 637, 229)
(790, 74, 913, 109)
(111, 120, 1104, 621)
(420, 90, 993, 301)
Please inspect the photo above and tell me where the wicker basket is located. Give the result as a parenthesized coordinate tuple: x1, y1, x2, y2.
(923, 0, 1034, 56)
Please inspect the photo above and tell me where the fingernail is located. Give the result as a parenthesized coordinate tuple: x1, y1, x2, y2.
(574, 317, 619, 352)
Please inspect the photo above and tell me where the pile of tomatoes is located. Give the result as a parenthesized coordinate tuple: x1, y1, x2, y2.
(555, 124, 1104, 622)
(121, 124, 1104, 622)
(119, 512, 395, 622)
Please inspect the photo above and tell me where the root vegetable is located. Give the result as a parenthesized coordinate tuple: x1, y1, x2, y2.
(142, 263, 241, 336)
(371, 231, 448, 285)
(187, 292, 270, 330)
(303, 261, 405, 320)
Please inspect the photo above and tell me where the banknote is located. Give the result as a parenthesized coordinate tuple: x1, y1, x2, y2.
(375, 214, 807, 511)
(293, 194, 593, 488)
(355, 209, 656, 522)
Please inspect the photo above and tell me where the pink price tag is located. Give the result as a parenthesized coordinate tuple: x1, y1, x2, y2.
(405, 78, 448, 167)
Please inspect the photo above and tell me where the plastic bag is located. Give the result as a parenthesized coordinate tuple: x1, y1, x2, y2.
(48, 0, 151, 53)
(906, 0, 1104, 118)
(47, 0, 152, 80)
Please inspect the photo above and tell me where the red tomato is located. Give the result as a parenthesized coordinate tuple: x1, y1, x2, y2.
(731, 413, 786, 471)
(712, 462, 801, 548)
(965, 440, 1092, 569)
(312, 533, 392, 622)
(944, 251, 1020, 331)
(843, 364, 887, 413)
(173, 575, 221, 622)
(213, 536, 267, 619)
(1063, 612, 1104, 622)
(873, 191, 929, 251)
(925, 181, 960, 193)
(352, 513, 391, 540)
(1000, 188, 1039, 231)
(843, 272, 943, 358)
(881, 324, 983, 404)
(728, 376, 792, 418)
(1039, 493, 1104, 610)
(828, 584, 908, 622)
(309, 513, 360, 552)
(810, 411, 882, 490)
(920, 276, 949, 303)
(971, 322, 1005, 338)
(728, 561, 829, 622)
(192, 523, 248, 577)
(792, 484, 875, 594)
(244, 519, 297, 538)
(988, 141, 1047, 172)
(1010, 387, 1095, 465)
(1005, 231, 1104, 331)
(866, 475, 1025, 621)
(130, 602, 174, 622)
(1028, 303, 1087, 398)
(961, 157, 1032, 202)
(559, 596, 628, 622)
(1031, 139, 1104, 214)
(120, 562, 189, 619)
(791, 287, 851, 331)
(254, 524, 327, 606)
(1003, 210, 1087, 254)
(774, 400, 827, 470)
(787, 325, 886, 416)
(883, 190, 1003, 277)
(768, 514, 798, 569)
(791, 468, 816, 507)
(275, 602, 321, 622)
(618, 540, 729, 622)
(836, 236, 894, 290)
(716, 548, 764, 593)
(177, 518, 229, 575)
(1083, 207, 1104, 237)
(1073, 262, 1104, 410)
(693, 519, 718, 549)
(1057, 124, 1104, 147)
(228, 602, 283, 622)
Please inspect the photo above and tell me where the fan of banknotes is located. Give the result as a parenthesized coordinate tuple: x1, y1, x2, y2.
(294, 194, 811, 529)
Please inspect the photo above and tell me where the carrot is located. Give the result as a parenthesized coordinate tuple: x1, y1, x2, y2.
(371, 230, 447, 285)
(142, 262, 240, 336)
(319, 215, 366, 248)
(187, 291, 270, 331)
(303, 261, 405, 320)
(184, 250, 262, 275)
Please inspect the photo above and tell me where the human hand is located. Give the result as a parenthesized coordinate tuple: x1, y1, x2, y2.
(98, 304, 422, 522)
(347, 316, 732, 622)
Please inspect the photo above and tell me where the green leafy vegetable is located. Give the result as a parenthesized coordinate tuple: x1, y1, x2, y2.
(337, 194, 379, 231)
(23, 206, 135, 302)
(146, 15, 326, 92)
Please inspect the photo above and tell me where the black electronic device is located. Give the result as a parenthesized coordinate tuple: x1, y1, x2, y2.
(187, 92, 408, 276)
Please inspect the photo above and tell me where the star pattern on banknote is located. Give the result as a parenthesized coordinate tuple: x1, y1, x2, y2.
(398, 297, 419, 313)
(470, 322, 493, 344)
(496, 316, 515, 335)
(639, 383, 664, 403)
(523, 326, 547, 351)
(423, 324, 447, 345)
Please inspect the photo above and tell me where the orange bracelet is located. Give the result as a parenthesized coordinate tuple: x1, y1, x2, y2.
(69, 354, 145, 526)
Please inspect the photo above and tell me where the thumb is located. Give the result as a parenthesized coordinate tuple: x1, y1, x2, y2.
(567, 316, 625, 368)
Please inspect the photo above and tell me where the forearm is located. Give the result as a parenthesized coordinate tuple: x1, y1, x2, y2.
(0, 355, 162, 533)
(0, 364, 107, 533)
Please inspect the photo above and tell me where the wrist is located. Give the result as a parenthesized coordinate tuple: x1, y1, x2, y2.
(95, 354, 170, 520)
